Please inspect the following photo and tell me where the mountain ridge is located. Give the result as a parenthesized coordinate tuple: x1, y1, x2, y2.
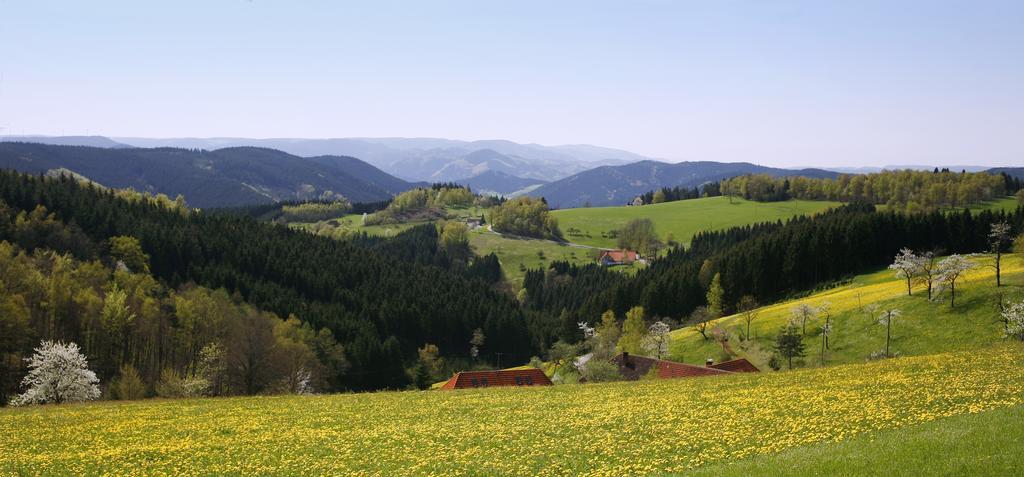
(530, 160, 839, 208)
(0, 142, 415, 208)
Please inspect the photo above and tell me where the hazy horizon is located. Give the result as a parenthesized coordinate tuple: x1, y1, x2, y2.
(1, 1, 1022, 168)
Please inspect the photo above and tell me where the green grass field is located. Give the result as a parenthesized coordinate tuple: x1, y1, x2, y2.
(2, 346, 1021, 475)
(553, 197, 842, 249)
(468, 230, 601, 286)
(689, 404, 1024, 477)
(667, 253, 1024, 370)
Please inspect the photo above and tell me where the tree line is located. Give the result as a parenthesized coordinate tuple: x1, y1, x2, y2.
(0, 171, 539, 392)
(638, 182, 722, 205)
(720, 170, 1016, 212)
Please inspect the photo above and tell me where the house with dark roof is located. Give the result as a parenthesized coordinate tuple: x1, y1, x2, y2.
(597, 249, 638, 266)
(607, 352, 759, 381)
(439, 368, 552, 390)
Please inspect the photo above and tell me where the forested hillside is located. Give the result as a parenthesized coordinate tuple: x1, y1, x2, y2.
(525, 203, 1024, 343)
(0, 171, 537, 391)
(0, 143, 416, 208)
(528, 160, 837, 208)
(720, 169, 1021, 211)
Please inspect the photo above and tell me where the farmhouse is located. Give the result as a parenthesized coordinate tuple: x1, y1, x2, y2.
(466, 216, 484, 230)
(597, 249, 638, 266)
(608, 352, 759, 380)
(439, 368, 553, 390)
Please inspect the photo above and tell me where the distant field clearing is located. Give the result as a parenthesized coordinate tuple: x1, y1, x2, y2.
(552, 197, 842, 249)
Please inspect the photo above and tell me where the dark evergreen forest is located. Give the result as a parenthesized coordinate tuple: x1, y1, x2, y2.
(0, 170, 531, 391)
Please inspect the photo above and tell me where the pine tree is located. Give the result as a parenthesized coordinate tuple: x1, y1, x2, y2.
(774, 324, 805, 370)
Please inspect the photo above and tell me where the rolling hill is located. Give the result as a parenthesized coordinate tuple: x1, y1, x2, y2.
(0, 142, 417, 208)
(667, 253, 1024, 370)
(0, 135, 132, 148)
(530, 160, 839, 208)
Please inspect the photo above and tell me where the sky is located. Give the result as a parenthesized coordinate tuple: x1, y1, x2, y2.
(0, 0, 1022, 168)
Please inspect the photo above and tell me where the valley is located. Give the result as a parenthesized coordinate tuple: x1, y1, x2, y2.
(6, 2, 1024, 475)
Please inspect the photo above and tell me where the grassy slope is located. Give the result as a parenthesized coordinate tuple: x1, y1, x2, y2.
(689, 404, 1024, 477)
(468, 230, 596, 286)
(552, 196, 842, 249)
(290, 205, 613, 286)
(2, 346, 1021, 475)
(668, 253, 1024, 369)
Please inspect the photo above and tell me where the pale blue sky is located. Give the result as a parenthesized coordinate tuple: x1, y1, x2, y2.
(1, 0, 1021, 167)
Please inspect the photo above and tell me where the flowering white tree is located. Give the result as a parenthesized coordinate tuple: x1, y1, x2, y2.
(877, 308, 901, 358)
(1002, 301, 1024, 341)
(988, 222, 1013, 287)
(889, 248, 921, 296)
(934, 254, 975, 307)
(641, 321, 672, 359)
(11, 341, 100, 406)
(791, 303, 817, 335)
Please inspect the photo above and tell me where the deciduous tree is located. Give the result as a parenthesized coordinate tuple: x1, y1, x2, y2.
(889, 248, 920, 296)
(988, 222, 1013, 287)
(12, 341, 100, 406)
(706, 273, 725, 319)
(1001, 301, 1024, 341)
(935, 254, 974, 307)
(737, 295, 759, 340)
(689, 306, 712, 341)
(790, 303, 816, 335)
(877, 308, 901, 358)
(617, 306, 646, 354)
(641, 321, 672, 359)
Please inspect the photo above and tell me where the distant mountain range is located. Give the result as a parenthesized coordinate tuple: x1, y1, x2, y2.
(2, 136, 1017, 210)
(455, 170, 547, 196)
(107, 136, 641, 184)
(0, 142, 417, 208)
(4, 135, 643, 197)
(529, 160, 840, 208)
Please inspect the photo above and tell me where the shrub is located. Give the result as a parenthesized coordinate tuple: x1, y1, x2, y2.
(111, 364, 147, 400)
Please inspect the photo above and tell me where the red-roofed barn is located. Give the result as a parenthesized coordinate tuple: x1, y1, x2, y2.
(607, 352, 759, 381)
(440, 368, 552, 390)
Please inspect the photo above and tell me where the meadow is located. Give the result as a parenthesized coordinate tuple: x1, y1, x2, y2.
(1, 346, 1021, 475)
(667, 253, 1024, 369)
(552, 197, 842, 249)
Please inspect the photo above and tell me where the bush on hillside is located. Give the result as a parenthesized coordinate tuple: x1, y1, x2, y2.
(490, 197, 561, 239)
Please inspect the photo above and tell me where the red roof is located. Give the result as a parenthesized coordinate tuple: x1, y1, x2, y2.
(599, 250, 638, 263)
(440, 368, 552, 390)
(609, 353, 732, 380)
(709, 358, 760, 373)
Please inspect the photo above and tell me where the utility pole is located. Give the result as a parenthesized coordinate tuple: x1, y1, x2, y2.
(494, 352, 504, 369)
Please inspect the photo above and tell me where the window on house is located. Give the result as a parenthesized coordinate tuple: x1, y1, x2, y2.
(471, 378, 479, 387)
(480, 378, 488, 386)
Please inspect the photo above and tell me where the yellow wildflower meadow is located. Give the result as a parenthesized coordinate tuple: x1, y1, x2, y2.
(1, 345, 1022, 476)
